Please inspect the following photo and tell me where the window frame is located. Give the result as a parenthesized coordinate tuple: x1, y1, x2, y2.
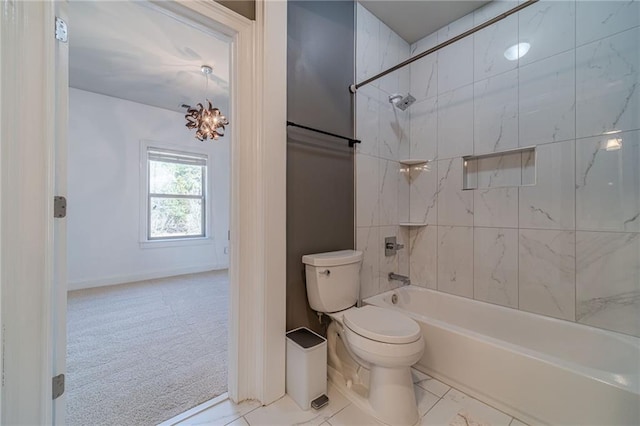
(140, 140, 212, 246)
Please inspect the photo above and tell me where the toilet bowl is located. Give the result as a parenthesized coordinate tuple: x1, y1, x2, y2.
(342, 305, 423, 367)
(302, 250, 424, 425)
(329, 306, 424, 425)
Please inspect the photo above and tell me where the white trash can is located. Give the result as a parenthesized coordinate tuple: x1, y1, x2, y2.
(286, 327, 328, 410)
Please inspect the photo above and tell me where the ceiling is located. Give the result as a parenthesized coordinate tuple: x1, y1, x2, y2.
(69, 1, 489, 112)
(359, 0, 490, 44)
(69, 1, 230, 113)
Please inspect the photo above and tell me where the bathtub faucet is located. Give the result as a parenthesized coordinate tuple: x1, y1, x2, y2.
(388, 272, 411, 286)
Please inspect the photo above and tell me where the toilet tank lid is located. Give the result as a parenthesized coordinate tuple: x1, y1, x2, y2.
(302, 250, 363, 267)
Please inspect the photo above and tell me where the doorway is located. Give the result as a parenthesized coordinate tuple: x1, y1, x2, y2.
(0, 1, 286, 423)
(65, 1, 231, 424)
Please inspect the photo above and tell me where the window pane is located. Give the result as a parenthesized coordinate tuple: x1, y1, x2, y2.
(150, 197, 203, 238)
(149, 160, 203, 195)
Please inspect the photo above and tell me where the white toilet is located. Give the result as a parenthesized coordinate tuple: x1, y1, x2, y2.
(302, 250, 424, 426)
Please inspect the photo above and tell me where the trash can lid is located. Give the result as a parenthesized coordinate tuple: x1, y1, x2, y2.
(286, 327, 326, 348)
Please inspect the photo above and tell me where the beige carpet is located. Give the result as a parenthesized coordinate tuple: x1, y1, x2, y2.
(66, 270, 228, 426)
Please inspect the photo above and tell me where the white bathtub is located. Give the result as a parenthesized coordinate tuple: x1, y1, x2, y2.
(365, 286, 640, 425)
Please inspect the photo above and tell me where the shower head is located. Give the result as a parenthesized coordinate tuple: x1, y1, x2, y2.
(388, 93, 416, 111)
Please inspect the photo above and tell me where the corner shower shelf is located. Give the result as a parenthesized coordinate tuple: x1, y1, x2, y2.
(399, 159, 428, 166)
(399, 222, 427, 227)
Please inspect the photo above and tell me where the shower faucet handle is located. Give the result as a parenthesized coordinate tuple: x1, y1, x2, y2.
(384, 236, 404, 256)
(385, 242, 404, 250)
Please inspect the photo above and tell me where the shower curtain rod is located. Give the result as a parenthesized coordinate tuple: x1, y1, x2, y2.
(349, 0, 539, 93)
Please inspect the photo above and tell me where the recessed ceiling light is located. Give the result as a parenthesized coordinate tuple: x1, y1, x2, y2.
(504, 42, 530, 61)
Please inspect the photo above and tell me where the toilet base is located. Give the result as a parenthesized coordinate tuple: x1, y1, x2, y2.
(328, 365, 419, 426)
(326, 319, 421, 425)
(369, 366, 419, 426)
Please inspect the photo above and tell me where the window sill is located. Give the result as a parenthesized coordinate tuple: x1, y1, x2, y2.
(140, 237, 213, 249)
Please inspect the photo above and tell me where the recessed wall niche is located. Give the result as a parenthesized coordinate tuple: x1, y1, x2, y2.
(463, 147, 536, 190)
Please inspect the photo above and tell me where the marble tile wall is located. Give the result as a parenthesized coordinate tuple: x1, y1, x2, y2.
(355, 0, 640, 338)
(355, 3, 411, 299)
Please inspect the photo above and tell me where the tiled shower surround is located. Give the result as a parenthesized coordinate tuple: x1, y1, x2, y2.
(355, 0, 640, 337)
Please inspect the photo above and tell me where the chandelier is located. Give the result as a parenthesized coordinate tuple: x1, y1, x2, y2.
(184, 65, 229, 141)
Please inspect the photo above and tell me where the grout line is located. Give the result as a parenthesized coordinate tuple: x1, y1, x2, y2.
(516, 226, 636, 234)
(421, 393, 446, 419)
(428, 382, 518, 423)
(414, 381, 447, 401)
(222, 415, 241, 426)
(574, 0, 578, 325)
(516, 0, 521, 311)
(244, 404, 262, 416)
(220, 403, 261, 426)
(327, 404, 350, 423)
(471, 20, 476, 302)
(574, 21, 640, 50)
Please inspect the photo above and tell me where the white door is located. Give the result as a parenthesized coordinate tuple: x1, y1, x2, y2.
(0, 1, 72, 423)
(52, 1, 69, 424)
(2, 0, 284, 422)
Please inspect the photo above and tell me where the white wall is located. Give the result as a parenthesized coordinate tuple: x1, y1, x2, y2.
(68, 88, 230, 290)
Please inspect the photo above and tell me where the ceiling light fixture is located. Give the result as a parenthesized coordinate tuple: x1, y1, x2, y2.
(184, 65, 229, 141)
(504, 42, 530, 61)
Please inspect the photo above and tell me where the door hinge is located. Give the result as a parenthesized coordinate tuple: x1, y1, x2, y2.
(55, 17, 68, 43)
(52, 374, 65, 400)
(54, 196, 67, 218)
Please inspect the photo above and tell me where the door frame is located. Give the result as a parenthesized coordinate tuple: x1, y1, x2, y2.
(0, 0, 286, 423)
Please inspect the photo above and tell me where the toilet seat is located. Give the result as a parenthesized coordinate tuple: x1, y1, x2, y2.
(343, 305, 421, 344)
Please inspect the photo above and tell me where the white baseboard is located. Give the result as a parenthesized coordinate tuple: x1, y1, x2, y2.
(68, 264, 228, 291)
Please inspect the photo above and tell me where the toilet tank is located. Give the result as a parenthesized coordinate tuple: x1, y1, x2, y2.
(302, 250, 363, 313)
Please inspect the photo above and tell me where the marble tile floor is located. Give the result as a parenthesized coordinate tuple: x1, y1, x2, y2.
(170, 369, 529, 426)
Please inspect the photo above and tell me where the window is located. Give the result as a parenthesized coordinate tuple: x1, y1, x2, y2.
(146, 148, 207, 240)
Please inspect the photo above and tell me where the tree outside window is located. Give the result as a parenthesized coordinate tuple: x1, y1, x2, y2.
(147, 148, 207, 240)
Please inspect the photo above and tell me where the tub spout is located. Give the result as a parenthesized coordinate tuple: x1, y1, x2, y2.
(388, 272, 410, 286)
